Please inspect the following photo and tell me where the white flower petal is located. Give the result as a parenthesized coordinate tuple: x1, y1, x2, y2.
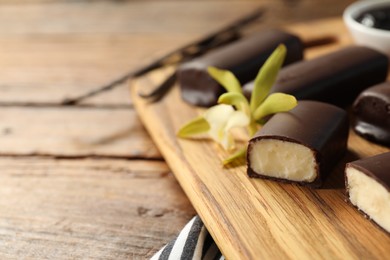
(221, 132, 234, 150)
(203, 104, 249, 151)
(219, 132, 229, 150)
(225, 110, 250, 131)
(204, 104, 234, 126)
(204, 104, 234, 145)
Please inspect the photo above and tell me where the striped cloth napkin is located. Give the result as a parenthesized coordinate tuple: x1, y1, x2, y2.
(151, 216, 224, 260)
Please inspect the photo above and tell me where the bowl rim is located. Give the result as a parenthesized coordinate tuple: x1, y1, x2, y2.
(343, 0, 390, 38)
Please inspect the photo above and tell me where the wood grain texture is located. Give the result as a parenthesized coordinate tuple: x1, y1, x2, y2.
(0, 157, 195, 259)
(0, 107, 161, 158)
(132, 18, 390, 259)
(0, 0, 365, 258)
(0, 0, 354, 105)
(0, 1, 257, 105)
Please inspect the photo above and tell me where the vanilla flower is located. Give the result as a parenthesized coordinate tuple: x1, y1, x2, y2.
(204, 104, 249, 150)
(177, 44, 298, 165)
(177, 103, 249, 150)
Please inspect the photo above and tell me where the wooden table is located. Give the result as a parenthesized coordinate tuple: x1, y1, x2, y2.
(0, 0, 356, 258)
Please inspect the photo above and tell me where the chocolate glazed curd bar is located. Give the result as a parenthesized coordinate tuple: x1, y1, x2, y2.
(178, 29, 303, 107)
(345, 152, 390, 234)
(243, 46, 389, 106)
(353, 82, 390, 146)
(247, 101, 349, 187)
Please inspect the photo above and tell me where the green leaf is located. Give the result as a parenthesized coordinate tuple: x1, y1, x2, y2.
(207, 66, 242, 93)
(177, 116, 210, 138)
(253, 93, 297, 121)
(250, 44, 287, 112)
(218, 92, 250, 114)
(222, 147, 247, 166)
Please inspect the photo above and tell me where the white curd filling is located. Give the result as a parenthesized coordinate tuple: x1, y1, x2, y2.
(346, 167, 390, 233)
(249, 139, 317, 182)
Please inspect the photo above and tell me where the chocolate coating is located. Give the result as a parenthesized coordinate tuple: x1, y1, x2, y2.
(346, 152, 390, 193)
(243, 46, 389, 107)
(247, 101, 349, 187)
(178, 29, 303, 107)
(353, 82, 390, 146)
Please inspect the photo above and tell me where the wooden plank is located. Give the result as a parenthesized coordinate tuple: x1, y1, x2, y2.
(0, 0, 355, 105)
(0, 157, 195, 259)
(0, 1, 294, 35)
(132, 18, 390, 259)
(0, 34, 191, 105)
(0, 107, 161, 158)
(285, 17, 354, 59)
(0, 1, 354, 35)
(0, 1, 258, 105)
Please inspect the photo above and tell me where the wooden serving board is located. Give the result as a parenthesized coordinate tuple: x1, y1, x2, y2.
(131, 18, 390, 259)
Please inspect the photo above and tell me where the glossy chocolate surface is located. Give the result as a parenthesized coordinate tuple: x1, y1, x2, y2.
(243, 46, 389, 107)
(247, 101, 349, 187)
(347, 152, 390, 192)
(353, 82, 390, 146)
(178, 29, 303, 107)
